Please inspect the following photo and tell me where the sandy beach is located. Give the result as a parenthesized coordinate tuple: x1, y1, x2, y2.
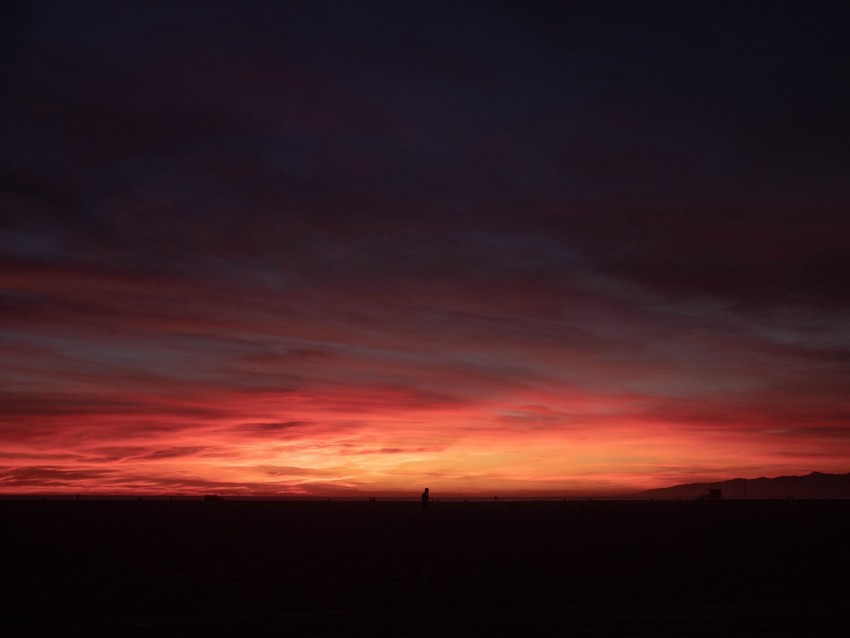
(2, 498, 849, 636)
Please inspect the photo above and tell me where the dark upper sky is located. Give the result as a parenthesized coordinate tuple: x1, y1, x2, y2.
(2, 1, 849, 495)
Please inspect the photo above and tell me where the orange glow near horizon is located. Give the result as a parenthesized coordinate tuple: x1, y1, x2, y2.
(4, 376, 849, 496)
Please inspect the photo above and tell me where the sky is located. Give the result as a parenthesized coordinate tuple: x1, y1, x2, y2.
(2, 0, 849, 497)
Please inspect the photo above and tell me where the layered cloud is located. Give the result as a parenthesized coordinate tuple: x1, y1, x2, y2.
(2, 1, 849, 494)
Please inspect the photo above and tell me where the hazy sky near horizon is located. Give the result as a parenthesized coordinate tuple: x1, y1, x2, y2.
(2, 0, 850, 495)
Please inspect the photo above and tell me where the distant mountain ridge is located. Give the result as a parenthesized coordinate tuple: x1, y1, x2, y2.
(636, 471, 850, 499)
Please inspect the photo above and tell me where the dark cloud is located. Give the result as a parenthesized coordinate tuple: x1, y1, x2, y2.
(0, 466, 115, 487)
(2, 0, 850, 494)
(0, 392, 220, 418)
(83, 446, 213, 462)
(234, 421, 315, 437)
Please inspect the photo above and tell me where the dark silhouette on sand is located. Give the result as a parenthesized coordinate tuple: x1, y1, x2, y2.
(421, 487, 430, 512)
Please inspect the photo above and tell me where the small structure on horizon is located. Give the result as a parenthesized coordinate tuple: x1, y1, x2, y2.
(203, 494, 224, 502)
(696, 488, 723, 501)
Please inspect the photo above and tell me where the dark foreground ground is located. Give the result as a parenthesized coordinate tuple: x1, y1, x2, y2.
(2, 499, 849, 637)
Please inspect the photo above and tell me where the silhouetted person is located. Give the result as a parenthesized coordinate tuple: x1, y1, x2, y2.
(421, 487, 430, 512)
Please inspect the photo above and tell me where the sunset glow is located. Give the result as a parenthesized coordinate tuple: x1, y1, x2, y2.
(2, 1, 849, 496)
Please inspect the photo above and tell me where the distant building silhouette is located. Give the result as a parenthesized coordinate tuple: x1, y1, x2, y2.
(204, 494, 224, 502)
(696, 488, 723, 501)
(421, 487, 430, 512)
